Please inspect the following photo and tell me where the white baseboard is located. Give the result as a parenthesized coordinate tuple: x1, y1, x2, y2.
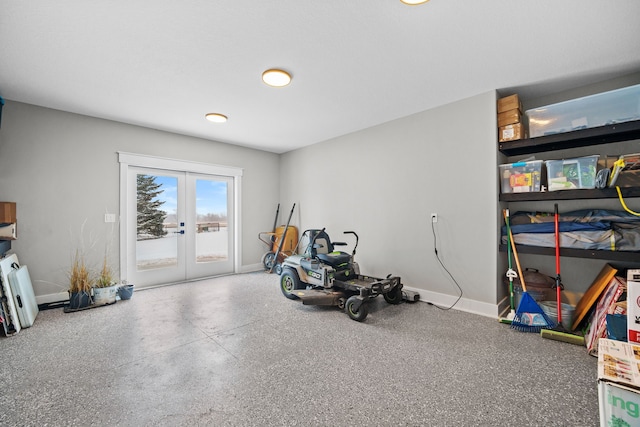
(36, 291, 69, 305)
(241, 263, 264, 273)
(37, 267, 263, 303)
(36, 277, 498, 318)
(404, 285, 499, 318)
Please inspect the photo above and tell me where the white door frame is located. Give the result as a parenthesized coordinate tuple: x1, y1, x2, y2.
(118, 152, 243, 285)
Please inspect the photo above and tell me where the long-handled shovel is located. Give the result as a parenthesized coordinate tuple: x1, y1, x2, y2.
(269, 203, 295, 274)
(271, 204, 280, 237)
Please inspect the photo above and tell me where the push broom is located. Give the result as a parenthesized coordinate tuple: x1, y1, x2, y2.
(540, 204, 585, 345)
(504, 209, 554, 333)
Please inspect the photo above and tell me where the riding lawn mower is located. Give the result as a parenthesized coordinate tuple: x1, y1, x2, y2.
(279, 229, 419, 321)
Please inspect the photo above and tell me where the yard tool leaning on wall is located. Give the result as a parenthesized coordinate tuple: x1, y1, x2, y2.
(269, 203, 296, 274)
(499, 211, 517, 324)
(540, 204, 586, 345)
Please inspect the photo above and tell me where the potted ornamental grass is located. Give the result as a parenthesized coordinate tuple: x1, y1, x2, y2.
(93, 254, 118, 305)
(68, 250, 93, 309)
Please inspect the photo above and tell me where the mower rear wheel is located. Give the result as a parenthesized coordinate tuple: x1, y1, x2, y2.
(346, 296, 368, 322)
(383, 286, 403, 305)
(280, 269, 301, 300)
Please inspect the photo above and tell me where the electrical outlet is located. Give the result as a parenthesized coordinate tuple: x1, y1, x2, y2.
(431, 213, 438, 223)
(104, 213, 116, 223)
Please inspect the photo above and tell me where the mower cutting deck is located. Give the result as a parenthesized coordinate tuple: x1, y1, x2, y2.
(279, 229, 419, 321)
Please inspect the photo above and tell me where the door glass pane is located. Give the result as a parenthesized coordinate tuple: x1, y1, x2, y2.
(136, 174, 178, 271)
(195, 178, 228, 263)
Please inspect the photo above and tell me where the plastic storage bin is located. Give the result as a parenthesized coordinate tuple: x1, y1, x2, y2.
(499, 160, 543, 193)
(545, 155, 599, 191)
(525, 84, 640, 138)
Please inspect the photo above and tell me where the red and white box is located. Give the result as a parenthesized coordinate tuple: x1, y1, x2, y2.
(626, 269, 640, 343)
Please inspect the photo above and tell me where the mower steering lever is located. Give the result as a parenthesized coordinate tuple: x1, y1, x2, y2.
(343, 231, 359, 256)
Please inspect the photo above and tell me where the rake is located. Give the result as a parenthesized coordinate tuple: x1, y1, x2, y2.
(504, 209, 554, 333)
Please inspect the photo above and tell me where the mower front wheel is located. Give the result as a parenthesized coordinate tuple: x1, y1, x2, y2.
(346, 296, 368, 322)
(280, 269, 301, 300)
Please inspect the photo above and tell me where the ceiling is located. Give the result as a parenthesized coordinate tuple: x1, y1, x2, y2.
(1, 1, 640, 154)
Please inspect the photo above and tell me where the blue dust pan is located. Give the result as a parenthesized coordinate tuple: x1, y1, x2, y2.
(511, 291, 555, 333)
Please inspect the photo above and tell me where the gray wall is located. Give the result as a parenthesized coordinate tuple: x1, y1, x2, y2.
(279, 91, 501, 316)
(0, 101, 280, 301)
(3, 74, 636, 315)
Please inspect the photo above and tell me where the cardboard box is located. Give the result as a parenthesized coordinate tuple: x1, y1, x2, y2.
(628, 269, 640, 344)
(598, 339, 640, 426)
(0, 202, 16, 224)
(499, 123, 526, 142)
(0, 222, 17, 240)
(497, 108, 521, 127)
(497, 94, 521, 114)
(599, 381, 640, 426)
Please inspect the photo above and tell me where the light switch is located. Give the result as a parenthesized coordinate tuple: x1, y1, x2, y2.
(104, 214, 116, 223)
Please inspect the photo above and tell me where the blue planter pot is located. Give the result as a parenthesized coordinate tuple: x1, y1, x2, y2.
(118, 284, 134, 300)
(68, 291, 91, 309)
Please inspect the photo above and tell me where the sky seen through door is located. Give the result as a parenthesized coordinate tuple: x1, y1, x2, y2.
(154, 175, 228, 217)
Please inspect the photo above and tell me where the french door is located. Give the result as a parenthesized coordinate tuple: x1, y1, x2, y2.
(119, 153, 241, 288)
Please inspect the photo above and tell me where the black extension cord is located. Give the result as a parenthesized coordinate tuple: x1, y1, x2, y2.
(428, 217, 463, 310)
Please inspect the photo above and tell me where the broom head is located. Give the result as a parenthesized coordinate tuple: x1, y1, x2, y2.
(511, 291, 555, 333)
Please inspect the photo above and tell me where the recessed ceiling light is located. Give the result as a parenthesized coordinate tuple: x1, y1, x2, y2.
(205, 113, 228, 123)
(400, 0, 430, 4)
(262, 69, 292, 87)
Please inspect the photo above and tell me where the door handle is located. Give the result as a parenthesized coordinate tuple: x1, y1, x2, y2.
(173, 230, 185, 234)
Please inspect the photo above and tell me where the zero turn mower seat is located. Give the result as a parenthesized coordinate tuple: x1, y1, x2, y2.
(311, 231, 352, 269)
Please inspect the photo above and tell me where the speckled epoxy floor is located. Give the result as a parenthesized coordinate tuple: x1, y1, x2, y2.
(0, 272, 599, 426)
